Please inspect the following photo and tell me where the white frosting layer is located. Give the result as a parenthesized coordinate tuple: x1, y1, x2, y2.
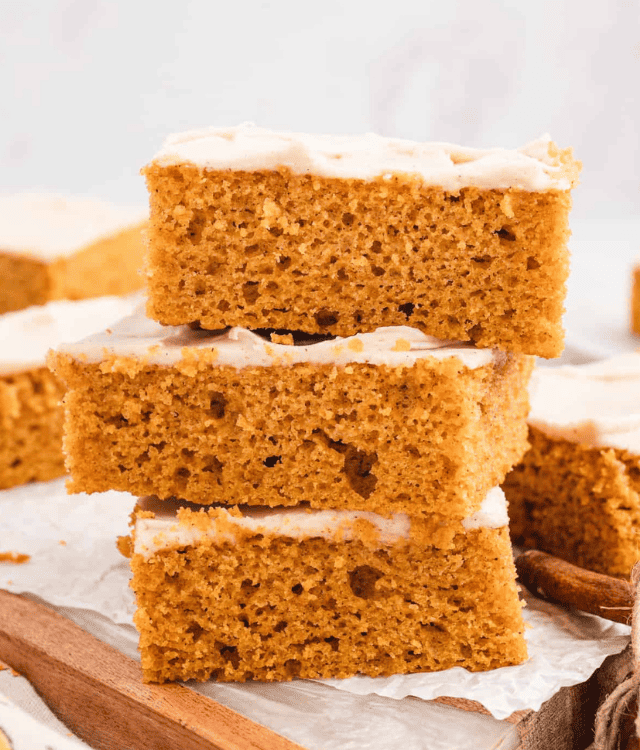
(133, 487, 508, 558)
(55, 310, 495, 370)
(0, 194, 147, 261)
(528, 353, 640, 453)
(150, 124, 572, 191)
(0, 296, 139, 375)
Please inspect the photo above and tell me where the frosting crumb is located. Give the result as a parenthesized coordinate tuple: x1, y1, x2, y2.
(392, 338, 411, 352)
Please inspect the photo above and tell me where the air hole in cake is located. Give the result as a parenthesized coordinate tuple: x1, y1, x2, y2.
(268, 226, 283, 238)
(341, 212, 355, 226)
(398, 302, 414, 319)
(337, 268, 349, 281)
(343, 447, 378, 498)
(496, 227, 516, 242)
(181, 448, 196, 460)
(10, 458, 21, 468)
(527, 256, 541, 270)
(314, 309, 340, 328)
(372, 265, 385, 277)
(291, 583, 303, 595)
(105, 414, 128, 428)
(349, 565, 384, 599)
(277, 256, 292, 270)
(266, 281, 279, 292)
(244, 244, 261, 257)
(468, 323, 484, 343)
(217, 643, 240, 668)
(208, 393, 227, 419)
(353, 310, 363, 324)
(284, 659, 302, 677)
(187, 622, 204, 642)
(325, 637, 340, 652)
(471, 255, 492, 266)
(425, 622, 446, 633)
(242, 281, 261, 304)
(274, 620, 288, 633)
(117, 464, 126, 473)
(202, 456, 223, 475)
(217, 299, 230, 312)
(264, 455, 282, 468)
(175, 467, 190, 482)
(370, 240, 382, 254)
(186, 210, 205, 244)
(136, 451, 150, 465)
(446, 194, 460, 202)
(241, 579, 260, 590)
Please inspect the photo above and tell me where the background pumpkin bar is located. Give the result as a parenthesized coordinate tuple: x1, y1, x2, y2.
(0, 295, 136, 489)
(142, 125, 580, 357)
(503, 353, 640, 578)
(128, 487, 527, 683)
(0, 194, 147, 314)
(51, 312, 533, 520)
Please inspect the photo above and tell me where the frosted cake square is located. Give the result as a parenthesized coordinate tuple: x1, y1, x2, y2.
(142, 125, 580, 357)
(0, 194, 147, 314)
(50, 312, 533, 520)
(503, 354, 640, 578)
(0, 296, 136, 489)
(127, 487, 527, 683)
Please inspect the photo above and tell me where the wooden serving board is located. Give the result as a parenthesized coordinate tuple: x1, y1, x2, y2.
(0, 548, 635, 750)
(0, 589, 304, 750)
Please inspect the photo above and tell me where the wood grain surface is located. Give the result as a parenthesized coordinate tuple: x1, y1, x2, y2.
(0, 589, 305, 750)
(516, 549, 634, 624)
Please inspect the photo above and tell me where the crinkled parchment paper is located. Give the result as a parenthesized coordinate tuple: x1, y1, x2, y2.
(0, 478, 630, 747)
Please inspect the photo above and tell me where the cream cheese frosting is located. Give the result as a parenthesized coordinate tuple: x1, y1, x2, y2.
(0, 295, 139, 375)
(0, 194, 147, 261)
(149, 123, 574, 191)
(55, 309, 497, 370)
(528, 353, 640, 453)
(133, 486, 509, 558)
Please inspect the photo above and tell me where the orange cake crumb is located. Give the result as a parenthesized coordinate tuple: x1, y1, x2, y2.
(0, 552, 30, 564)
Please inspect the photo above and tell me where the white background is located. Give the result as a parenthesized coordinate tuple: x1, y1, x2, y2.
(1, 0, 639, 222)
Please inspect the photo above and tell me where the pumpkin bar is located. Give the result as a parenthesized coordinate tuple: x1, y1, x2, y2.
(0, 194, 147, 314)
(128, 487, 527, 683)
(0, 296, 137, 489)
(50, 311, 533, 520)
(142, 125, 580, 357)
(503, 353, 640, 578)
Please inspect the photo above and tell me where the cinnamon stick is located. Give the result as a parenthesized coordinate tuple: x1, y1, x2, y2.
(515, 549, 634, 625)
(0, 589, 304, 750)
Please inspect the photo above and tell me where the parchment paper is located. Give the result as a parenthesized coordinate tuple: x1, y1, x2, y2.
(0, 477, 629, 725)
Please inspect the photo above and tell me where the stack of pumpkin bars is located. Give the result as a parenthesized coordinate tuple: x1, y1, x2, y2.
(50, 125, 580, 684)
